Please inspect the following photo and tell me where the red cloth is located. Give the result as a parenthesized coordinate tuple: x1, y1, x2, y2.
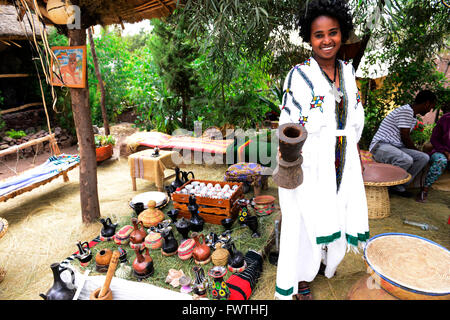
(226, 274, 252, 300)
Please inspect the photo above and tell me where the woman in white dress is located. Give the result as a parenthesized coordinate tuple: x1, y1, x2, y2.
(275, 0, 369, 300)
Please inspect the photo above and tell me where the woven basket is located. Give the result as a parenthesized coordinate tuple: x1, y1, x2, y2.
(365, 186, 390, 219)
(364, 174, 411, 220)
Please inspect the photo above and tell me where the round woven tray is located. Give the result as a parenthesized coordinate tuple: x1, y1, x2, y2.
(0, 218, 8, 240)
(365, 233, 450, 299)
(364, 174, 411, 187)
(364, 174, 411, 220)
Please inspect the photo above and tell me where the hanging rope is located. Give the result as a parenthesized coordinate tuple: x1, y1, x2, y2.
(10, 0, 63, 157)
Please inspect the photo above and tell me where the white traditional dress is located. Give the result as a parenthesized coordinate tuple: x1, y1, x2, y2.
(274, 57, 369, 299)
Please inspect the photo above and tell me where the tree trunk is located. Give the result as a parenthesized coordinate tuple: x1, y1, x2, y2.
(87, 27, 110, 136)
(68, 28, 101, 224)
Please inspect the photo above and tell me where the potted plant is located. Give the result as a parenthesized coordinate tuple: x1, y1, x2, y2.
(95, 134, 115, 162)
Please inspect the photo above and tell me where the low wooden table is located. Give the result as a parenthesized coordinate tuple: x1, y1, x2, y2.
(128, 149, 182, 192)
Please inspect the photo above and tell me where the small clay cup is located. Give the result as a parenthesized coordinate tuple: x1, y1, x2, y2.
(90, 287, 113, 300)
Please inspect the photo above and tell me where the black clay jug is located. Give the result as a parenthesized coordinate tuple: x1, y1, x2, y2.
(227, 242, 245, 268)
(100, 217, 118, 238)
(161, 226, 179, 256)
(39, 263, 76, 300)
(188, 195, 204, 232)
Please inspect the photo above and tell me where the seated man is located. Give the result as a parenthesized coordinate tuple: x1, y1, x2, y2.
(416, 102, 450, 202)
(369, 90, 437, 197)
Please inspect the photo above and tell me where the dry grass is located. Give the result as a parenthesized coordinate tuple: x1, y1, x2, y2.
(0, 124, 449, 300)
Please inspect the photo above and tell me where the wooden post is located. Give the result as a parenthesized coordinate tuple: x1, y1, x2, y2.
(68, 28, 101, 224)
(87, 27, 110, 136)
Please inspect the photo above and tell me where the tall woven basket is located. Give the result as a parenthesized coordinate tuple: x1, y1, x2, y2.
(365, 186, 390, 219)
(364, 174, 411, 220)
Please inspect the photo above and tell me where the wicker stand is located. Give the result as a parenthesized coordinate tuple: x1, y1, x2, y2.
(364, 174, 411, 219)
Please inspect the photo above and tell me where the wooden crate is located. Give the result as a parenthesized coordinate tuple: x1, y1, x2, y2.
(171, 179, 244, 225)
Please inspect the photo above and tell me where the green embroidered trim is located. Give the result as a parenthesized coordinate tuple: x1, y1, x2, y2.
(346, 232, 370, 246)
(275, 285, 294, 296)
(316, 231, 341, 244)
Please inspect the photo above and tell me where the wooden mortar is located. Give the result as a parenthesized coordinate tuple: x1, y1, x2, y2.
(90, 250, 120, 300)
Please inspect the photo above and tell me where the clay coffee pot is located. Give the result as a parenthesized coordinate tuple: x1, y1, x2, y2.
(226, 242, 246, 272)
(245, 215, 261, 238)
(130, 217, 146, 249)
(133, 202, 145, 216)
(138, 200, 164, 228)
(167, 209, 179, 223)
(39, 263, 76, 300)
(175, 217, 191, 241)
(161, 226, 179, 257)
(74, 241, 92, 267)
(132, 247, 154, 280)
(171, 167, 186, 190)
(100, 217, 118, 241)
(192, 266, 208, 297)
(191, 232, 211, 265)
(188, 195, 204, 232)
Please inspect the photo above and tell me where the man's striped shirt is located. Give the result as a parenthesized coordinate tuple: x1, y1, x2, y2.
(369, 104, 417, 151)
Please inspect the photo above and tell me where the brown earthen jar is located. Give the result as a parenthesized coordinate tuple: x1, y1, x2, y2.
(130, 217, 146, 246)
(192, 232, 211, 265)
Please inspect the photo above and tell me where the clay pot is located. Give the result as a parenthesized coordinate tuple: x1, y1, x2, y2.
(132, 247, 154, 280)
(74, 241, 92, 266)
(167, 209, 179, 223)
(133, 202, 145, 216)
(188, 195, 204, 232)
(130, 218, 146, 249)
(95, 249, 112, 273)
(208, 266, 230, 300)
(192, 232, 211, 265)
(227, 242, 245, 269)
(100, 218, 118, 240)
(90, 287, 113, 300)
(96, 144, 113, 162)
(245, 216, 261, 238)
(161, 227, 178, 257)
(192, 266, 208, 297)
(39, 263, 76, 300)
(175, 217, 191, 241)
(211, 243, 229, 266)
(138, 200, 165, 228)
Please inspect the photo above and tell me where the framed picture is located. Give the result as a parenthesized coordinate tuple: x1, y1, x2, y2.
(50, 45, 86, 88)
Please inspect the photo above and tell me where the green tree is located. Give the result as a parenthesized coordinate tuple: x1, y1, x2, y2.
(148, 13, 202, 129)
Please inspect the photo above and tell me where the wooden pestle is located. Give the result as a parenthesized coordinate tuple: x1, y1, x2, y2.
(98, 250, 120, 299)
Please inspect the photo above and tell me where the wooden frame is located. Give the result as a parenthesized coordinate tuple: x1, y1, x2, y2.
(50, 45, 87, 88)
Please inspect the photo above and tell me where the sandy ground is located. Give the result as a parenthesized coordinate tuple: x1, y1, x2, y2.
(0, 123, 449, 300)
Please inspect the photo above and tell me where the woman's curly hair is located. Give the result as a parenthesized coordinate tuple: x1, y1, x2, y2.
(298, 0, 354, 43)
